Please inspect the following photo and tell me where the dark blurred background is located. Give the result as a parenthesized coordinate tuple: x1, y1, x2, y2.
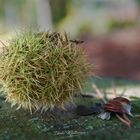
(1, 0, 140, 80)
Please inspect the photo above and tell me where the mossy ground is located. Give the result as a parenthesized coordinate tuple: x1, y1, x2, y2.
(0, 77, 140, 140)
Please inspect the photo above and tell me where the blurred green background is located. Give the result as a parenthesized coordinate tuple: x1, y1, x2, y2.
(0, 0, 140, 38)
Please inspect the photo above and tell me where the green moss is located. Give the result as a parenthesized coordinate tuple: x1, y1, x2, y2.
(0, 96, 140, 140)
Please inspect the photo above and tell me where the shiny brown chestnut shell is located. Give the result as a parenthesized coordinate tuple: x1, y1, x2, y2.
(104, 97, 130, 113)
(113, 97, 130, 104)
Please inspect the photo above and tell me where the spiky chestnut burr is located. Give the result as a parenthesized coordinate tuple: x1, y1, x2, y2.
(0, 31, 91, 113)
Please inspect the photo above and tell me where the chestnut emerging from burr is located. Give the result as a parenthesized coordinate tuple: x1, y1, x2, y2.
(98, 97, 133, 127)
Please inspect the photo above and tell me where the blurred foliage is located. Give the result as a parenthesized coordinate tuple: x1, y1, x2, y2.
(0, 0, 25, 18)
(50, 0, 72, 25)
(109, 20, 137, 31)
(135, 0, 140, 5)
(76, 23, 94, 37)
(0, 1, 5, 17)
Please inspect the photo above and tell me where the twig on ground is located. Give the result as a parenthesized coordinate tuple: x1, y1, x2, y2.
(134, 114, 140, 119)
(120, 88, 127, 97)
(116, 113, 131, 128)
(92, 84, 107, 103)
(80, 93, 95, 98)
(111, 82, 117, 97)
(122, 114, 132, 125)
